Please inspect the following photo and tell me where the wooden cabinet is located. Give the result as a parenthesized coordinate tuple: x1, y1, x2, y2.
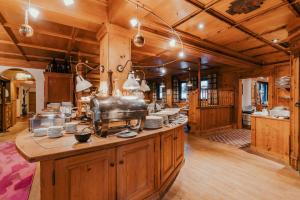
(54, 149, 116, 200)
(44, 72, 74, 105)
(161, 130, 175, 184)
(117, 138, 155, 200)
(161, 127, 184, 184)
(39, 126, 185, 200)
(174, 127, 184, 167)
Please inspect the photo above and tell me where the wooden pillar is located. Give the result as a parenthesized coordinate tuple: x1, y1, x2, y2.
(98, 23, 132, 93)
(290, 54, 300, 170)
(286, 19, 300, 170)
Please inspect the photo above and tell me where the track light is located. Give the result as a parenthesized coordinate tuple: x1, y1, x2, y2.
(28, 7, 39, 18)
(130, 18, 139, 27)
(178, 51, 185, 58)
(169, 38, 176, 47)
(63, 0, 74, 6)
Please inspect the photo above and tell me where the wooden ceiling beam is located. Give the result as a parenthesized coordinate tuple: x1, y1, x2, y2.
(16, 42, 99, 58)
(225, 25, 287, 47)
(3, 23, 99, 45)
(184, 0, 289, 55)
(253, 51, 282, 58)
(0, 12, 29, 61)
(239, 45, 268, 53)
(172, 0, 221, 28)
(286, 0, 300, 17)
(67, 28, 79, 55)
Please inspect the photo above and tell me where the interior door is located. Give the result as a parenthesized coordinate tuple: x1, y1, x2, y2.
(161, 130, 175, 184)
(55, 149, 116, 200)
(29, 92, 36, 113)
(117, 138, 155, 200)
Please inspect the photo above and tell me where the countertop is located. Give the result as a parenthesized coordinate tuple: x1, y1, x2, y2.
(251, 114, 290, 122)
(16, 119, 187, 163)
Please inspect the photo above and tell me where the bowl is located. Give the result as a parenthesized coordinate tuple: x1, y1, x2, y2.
(74, 133, 91, 143)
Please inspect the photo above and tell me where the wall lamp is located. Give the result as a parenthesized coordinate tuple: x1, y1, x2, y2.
(116, 60, 140, 91)
(75, 62, 104, 92)
(135, 70, 150, 92)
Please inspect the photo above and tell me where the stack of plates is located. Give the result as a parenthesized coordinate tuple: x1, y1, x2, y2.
(150, 113, 169, 124)
(144, 116, 163, 129)
(275, 76, 290, 89)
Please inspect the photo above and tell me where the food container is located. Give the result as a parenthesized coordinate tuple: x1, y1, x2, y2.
(33, 128, 48, 137)
(74, 127, 92, 143)
(64, 122, 78, 133)
(48, 126, 64, 138)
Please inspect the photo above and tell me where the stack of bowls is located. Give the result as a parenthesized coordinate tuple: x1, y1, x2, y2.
(48, 126, 64, 138)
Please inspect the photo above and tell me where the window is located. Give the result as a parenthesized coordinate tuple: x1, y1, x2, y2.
(258, 82, 268, 105)
(200, 80, 208, 100)
(172, 77, 179, 103)
(180, 81, 188, 100)
(158, 85, 164, 99)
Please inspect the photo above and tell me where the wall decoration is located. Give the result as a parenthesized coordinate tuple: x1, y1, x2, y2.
(227, 0, 265, 15)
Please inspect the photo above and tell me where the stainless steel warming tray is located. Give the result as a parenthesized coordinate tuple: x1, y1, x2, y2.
(90, 96, 148, 137)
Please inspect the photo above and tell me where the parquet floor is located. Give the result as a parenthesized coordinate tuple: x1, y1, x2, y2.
(163, 134, 300, 200)
(2, 122, 300, 200)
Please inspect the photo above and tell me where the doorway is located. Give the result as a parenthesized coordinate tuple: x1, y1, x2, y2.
(0, 69, 36, 130)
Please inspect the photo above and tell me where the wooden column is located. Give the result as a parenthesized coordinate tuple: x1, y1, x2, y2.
(287, 19, 300, 170)
(165, 75, 172, 107)
(290, 54, 300, 170)
(98, 23, 132, 93)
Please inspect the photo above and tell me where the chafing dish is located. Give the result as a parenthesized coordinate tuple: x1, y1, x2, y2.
(90, 96, 148, 137)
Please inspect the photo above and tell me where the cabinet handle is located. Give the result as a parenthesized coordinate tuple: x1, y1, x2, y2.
(119, 160, 124, 165)
(110, 162, 115, 167)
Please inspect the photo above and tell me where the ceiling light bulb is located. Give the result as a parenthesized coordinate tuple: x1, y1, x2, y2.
(161, 67, 166, 74)
(178, 51, 185, 58)
(198, 23, 205, 30)
(272, 38, 279, 44)
(169, 38, 176, 47)
(130, 18, 139, 27)
(28, 8, 39, 18)
(63, 0, 74, 6)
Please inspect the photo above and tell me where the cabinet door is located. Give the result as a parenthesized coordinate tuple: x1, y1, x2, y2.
(55, 149, 116, 200)
(174, 127, 184, 167)
(117, 138, 155, 200)
(161, 130, 175, 184)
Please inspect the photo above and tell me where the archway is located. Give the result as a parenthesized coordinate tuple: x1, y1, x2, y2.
(0, 69, 36, 129)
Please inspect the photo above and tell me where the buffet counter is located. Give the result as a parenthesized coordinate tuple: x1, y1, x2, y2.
(16, 120, 186, 200)
(251, 115, 290, 164)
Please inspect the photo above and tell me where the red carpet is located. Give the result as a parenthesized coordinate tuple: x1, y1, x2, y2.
(0, 142, 36, 200)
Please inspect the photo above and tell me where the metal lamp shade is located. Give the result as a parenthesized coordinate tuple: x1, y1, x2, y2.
(76, 75, 92, 92)
(140, 80, 150, 92)
(123, 72, 140, 90)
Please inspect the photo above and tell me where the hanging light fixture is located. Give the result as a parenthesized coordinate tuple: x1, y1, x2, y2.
(76, 75, 92, 92)
(187, 67, 193, 88)
(19, 0, 34, 37)
(133, 21, 145, 47)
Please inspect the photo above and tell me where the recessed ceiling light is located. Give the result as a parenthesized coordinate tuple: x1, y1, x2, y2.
(197, 23, 205, 30)
(272, 38, 279, 43)
(130, 18, 139, 27)
(63, 0, 74, 6)
(178, 50, 185, 58)
(169, 38, 176, 47)
(28, 8, 39, 18)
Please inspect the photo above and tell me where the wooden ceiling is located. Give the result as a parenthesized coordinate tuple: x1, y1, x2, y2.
(0, 0, 298, 77)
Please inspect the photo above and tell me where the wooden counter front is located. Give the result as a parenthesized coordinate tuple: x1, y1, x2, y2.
(251, 115, 290, 164)
(16, 122, 186, 200)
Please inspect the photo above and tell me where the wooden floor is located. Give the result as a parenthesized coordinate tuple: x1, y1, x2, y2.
(1, 122, 300, 200)
(163, 134, 300, 200)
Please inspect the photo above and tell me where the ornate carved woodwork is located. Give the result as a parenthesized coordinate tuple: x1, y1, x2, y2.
(227, 0, 266, 15)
